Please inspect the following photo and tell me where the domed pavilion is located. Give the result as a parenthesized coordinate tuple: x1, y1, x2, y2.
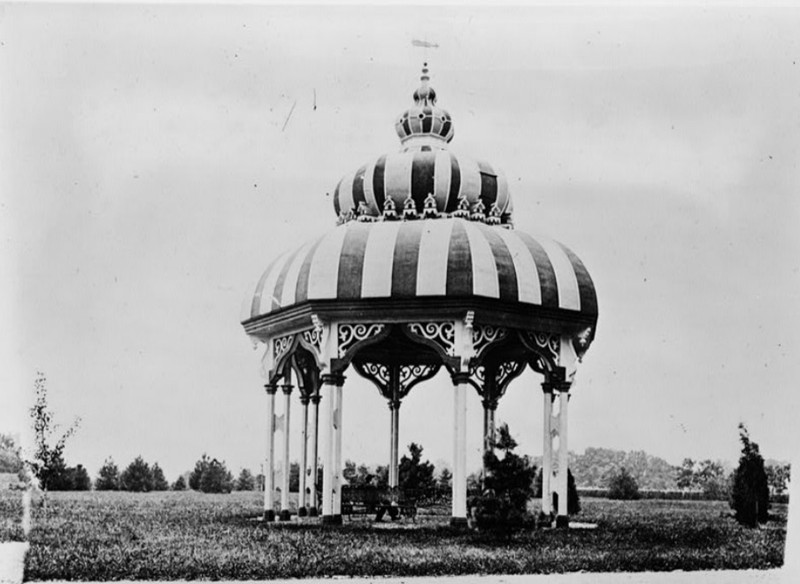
(241, 64, 598, 528)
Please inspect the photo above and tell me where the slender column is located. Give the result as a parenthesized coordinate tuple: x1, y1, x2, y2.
(540, 386, 554, 520)
(332, 379, 345, 515)
(450, 372, 469, 527)
(308, 393, 320, 516)
(263, 384, 278, 522)
(482, 399, 497, 477)
(321, 373, 345, 525)
(388, 400, 400, 488)
(297, 396, 310, 517)
(279, 382, 293, 520)
(555, 389, 570, 527)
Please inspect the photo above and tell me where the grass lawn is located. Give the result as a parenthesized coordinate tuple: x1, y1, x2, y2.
(3, 490, 786, 580)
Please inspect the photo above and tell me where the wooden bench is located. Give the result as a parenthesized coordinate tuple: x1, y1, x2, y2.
(341, 486, 418, 521)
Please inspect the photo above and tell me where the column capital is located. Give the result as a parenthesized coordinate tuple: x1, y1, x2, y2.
(541, 381, 571, 394)
(281, 383, 293, 395)
(299, 395, 310, 405)
(320, 372, 346, 386)
(482, 397, 499, 411)
(265, 383, 279, 395)
(451, 371, 471, 385)
(387, 398, 401, 411)
(310, 394, 321, 405)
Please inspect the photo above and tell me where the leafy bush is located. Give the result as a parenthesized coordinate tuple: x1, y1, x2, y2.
(172, 475, 186, 491)
(120, 456, 153, 492)
(608, 467, 640, 500)
(730, 423, 769, 527)
(470, 423, 536, 536)
(95, 458, 120, 491)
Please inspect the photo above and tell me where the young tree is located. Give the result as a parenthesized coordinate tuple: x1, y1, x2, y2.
(696, 460, 730, 500)
(766, 463, 791, 496)
(608, 467, 640, 500)
(189, 454, 211, 490)
(95, 458, 120, 491)
(199, 458, 233, 493)
(120, 456, 154, 492)
(235, 468, 256, 491)
(676, 458, 696, 489)
(151, 463, 169, 491)
(27, 372, 81, 494)
(437, 467, 452, 490)
(172, 475, 187, 491)
(730, 423, 770, 527)
(398, 443, 436, 493)
(471, 423, 536, 537)
(64, 465, 92, 491)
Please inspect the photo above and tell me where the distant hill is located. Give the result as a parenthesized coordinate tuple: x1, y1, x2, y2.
(533, 447, 681, 490)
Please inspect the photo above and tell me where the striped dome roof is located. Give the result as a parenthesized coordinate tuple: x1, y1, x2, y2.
(247, 218, 596, 321)
(333, 147, 510, 222)
(334, 64, 511, 224)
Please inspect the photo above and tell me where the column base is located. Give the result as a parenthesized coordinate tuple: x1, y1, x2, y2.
(279, 509, 292, 521)
(263, 509, 276, 522)
(308, 506, 319, 517)
(321, 514, 342, 525)
(555, 515, 569, 529)
(298, 507, 308, 517)
(449, 517, 468, 529)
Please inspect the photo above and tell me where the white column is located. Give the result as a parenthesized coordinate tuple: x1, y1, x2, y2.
(332, 380, 344, 516)
(308, 394, 320, 516)
(298, 396, 309, 516)
(279, 383, 292, 521)
(451, 373, 469, 526)
(263, 384, 277, 522)
(541, 387, 554, 518)
(320, 373, 344, 524)
(555, 389, 570, 526)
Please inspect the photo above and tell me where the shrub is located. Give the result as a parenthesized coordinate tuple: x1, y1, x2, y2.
(120, 456, 153, 492)
(95, 458, 120, 491)
(470, 423, 536, 537)
(730, 424, 769, 527)
(608, 467, 640, 500)
(172, 475, 187, 491)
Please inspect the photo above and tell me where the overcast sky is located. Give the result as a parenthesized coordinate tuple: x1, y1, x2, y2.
(2, 4, 799, 482)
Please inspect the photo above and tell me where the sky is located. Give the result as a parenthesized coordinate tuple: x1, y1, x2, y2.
(2, 3, 800, 483)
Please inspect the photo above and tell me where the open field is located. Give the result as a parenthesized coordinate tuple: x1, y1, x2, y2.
(1, 490, 786, 580)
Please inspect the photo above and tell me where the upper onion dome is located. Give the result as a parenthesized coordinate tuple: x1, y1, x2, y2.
(333, 64, 512, 225)
(395, 63, 454, 144)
